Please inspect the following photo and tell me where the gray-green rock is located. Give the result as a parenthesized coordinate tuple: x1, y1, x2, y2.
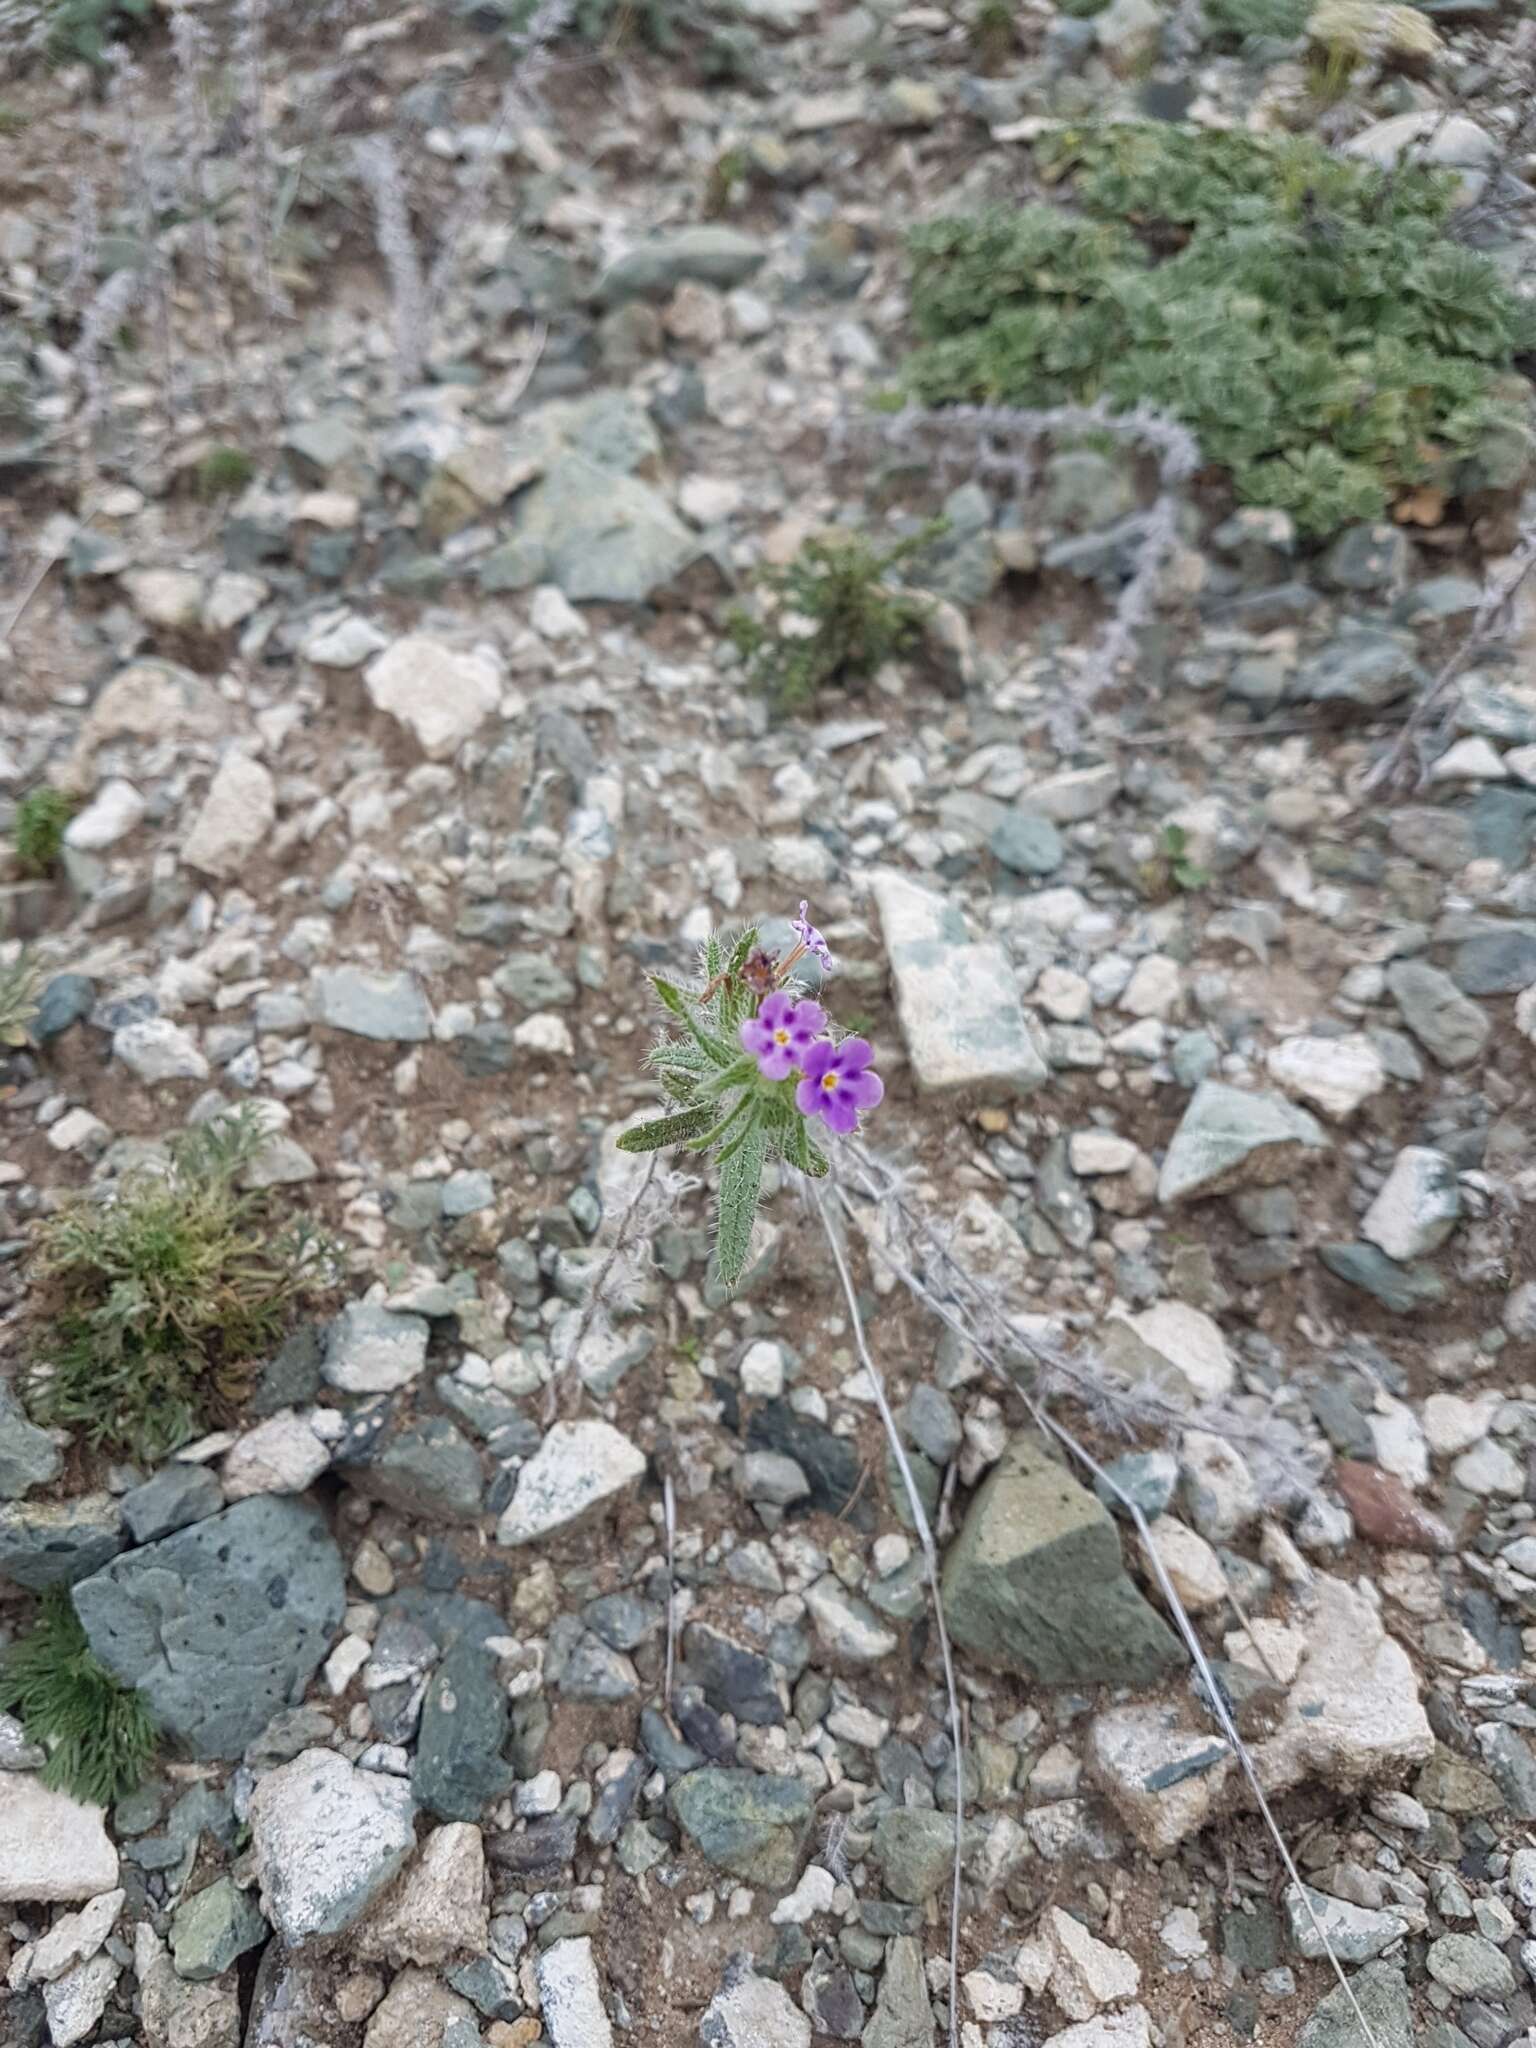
(498, 452, 698, 605)
(1320, 1243, 1449, 1313)
(1294, 628, 1420, 709)
(863, 1935, 933, 2048)
(120, 1464, 223, 1544)
(1298, 1962, 1411, 2048)
(0, 1384, 61, 1500)
(170, 1875, 268, 1980)
(671, 1768, 812, 1887)
(940, 1432, 1183, 1686)
(1385, 960, 1489, 1069)
(871, 1810, 953, 1904)
(597, 226, 766, 303)
(309, 966, 433, 1042)
(71, 1497, 344, 1760)
(0, 1493, 123, 1590)
(1157, 1081, 1329, 1204)
(990, 808, 1064, 877)
(414, 1639, 516, 1821)
(340, 1417, 484, 1525)
(1285, 1884, 1406, 1962)
(1425, 1933, 1515, 1999)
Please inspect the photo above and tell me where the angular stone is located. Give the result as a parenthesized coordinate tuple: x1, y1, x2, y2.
(120, 1463, 223, 1544)
(701, 1962, 812, 2048)
(0, 1493, 123, 1590)
(500, 454, 699, 605)
(0, 1382, 61, 1499)
(413, 1639, 516, 1821)
(872, 1809, 954, 1904)
(248, 1748, 417, 1942)
(1158, 1082, 1328, 1204)
(1298, 1966, 1411, 2048)
(71, 1497, 344, 1760)
(1111, 1302, 1233, 1404)
(670, 1767, 812, 1886)
(323, 1300, 430, 1394)
(864, 1935, 933, 2048)
(1320, 1242, 1448, 1313)
(310, 966, 432, 1042)
(222, 1410, 331, 1500)
(1285, 1884, 1407, 1962)
(181, 754, 276, 879)
(537, 1936, 614, 2048)
(0, 1778, 118, 1902)
(364, 635, 502, 760)
(170, 1875, 268, 1980)
(354, 1821, 488, 1964)
(496, 1419, 646, 1546)
(1361, 1147, 1460, 1261)
(112, 1017, 209, 1085)
(940, 1432, 1184, 1686)
(1265, 1034, 1386, 1120)
(341, 1416, 484, 1524)
(1333, 1462, 1452, 1551)
(44, 1951, 118, 2046)
(871, 868, 1047, 1098)
(1044, 1905, 1141, 2018)
(1385, 960, 1489, 1069)
(362, 1966, 476, 2048)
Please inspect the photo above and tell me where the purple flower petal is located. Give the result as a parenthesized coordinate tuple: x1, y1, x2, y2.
(845, 1069, 884, 1110)
(818, 1093, 860, 1134)
(799, 1039, 836, 1082)
(795, 1075, 823, 1117)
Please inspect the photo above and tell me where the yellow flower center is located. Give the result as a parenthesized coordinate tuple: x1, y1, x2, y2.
(773, 1029, 790, 1045)
(821, 1073, 838, 1091)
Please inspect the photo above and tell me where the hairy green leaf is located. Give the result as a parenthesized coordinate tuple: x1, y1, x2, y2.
(616, 1108, 713, 1154)
(714, 1117, 770, 1290)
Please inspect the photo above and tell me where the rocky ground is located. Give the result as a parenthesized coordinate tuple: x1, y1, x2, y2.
(3, 2, 1536, 2047)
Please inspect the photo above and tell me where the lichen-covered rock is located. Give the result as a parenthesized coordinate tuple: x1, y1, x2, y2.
(248, 1748, 417, 1943)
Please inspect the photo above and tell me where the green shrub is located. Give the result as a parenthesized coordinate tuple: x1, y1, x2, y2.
(25, 1107, 335, 1462)
(904, 125, 1536, 536)
(11, 787, 73, 878)
(1202, 0, 1312, 44)
(729, 529, 936, 715)
(193, 446, 256, 500)
(0, 1591, 156, 1807)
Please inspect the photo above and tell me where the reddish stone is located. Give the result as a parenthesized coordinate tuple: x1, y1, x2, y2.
(1334, 1460, 1452, 1553)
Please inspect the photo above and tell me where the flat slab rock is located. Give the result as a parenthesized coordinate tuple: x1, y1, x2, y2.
(496, 1419, 646, 1546)
(71, 1496, 345, 1761)
(870, 868, 1047, 1098)
(1157, 1080, 1329, 1203)
(0, 1776, 118, 1903)
(536, 1935, 614, 2048)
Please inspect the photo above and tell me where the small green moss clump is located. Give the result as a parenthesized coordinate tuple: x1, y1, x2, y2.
(0, 1590, 156, 1807)
(44, 0, 154, 70)
(729, 529, 936, 715)
(25, 1107, 335, 1462)
(193, 445, 256, 500)
(11, 786, 74, 878)
(904, 125, 1536, 537)
(1202, 0, 1311, 44)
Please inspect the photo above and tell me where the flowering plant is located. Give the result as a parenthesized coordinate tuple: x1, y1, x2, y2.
(617, 907, 882, 1288)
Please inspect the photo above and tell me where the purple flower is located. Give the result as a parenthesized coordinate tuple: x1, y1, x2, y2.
(796, 1036, 883, 1135)
(791, 901, 834, 976)
(740, 990, 828, 1080)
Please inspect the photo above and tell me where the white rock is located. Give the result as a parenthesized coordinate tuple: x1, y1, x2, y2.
(965, 1967, 1025, 2021)
(63, 778, 146, 851)
(1223, 1619, 1308, 1686)
(698, 1966, 810, 2048)
(1360, 1147, 1461, 1261)
(247, 1748, 417, 1943)
(1025, 763, 1120, 822)
(1345, 111, 1498, 201)
(202, 572, 268, 633)
(678, 475, 744, 525)
(1265, 1033, 1386, 1120)
(182, 754, 277, 878)
(322, 1634, 371, 1695)
(512, 1011, 575, 1056)
(1043, 2006, 1152, 2048)
(1451, 1438, 1523, 1498)
(1505, 745, 1536, 788)
(771, 1864, 836, 1925)
(802, 1574, 899, 1664)
(43, 1951, 118, 2047)
(323, 1302, 429, 1395)
(496, 1420, 646, 1546)
(1124, 1302, 1234, 1404)
(47, 1108, 110, 1155)
(303, 613, 387, 668)
(222, 1410, 331, 1500)
(739, 1340, 787, 1398)
(1044, 1905, 1142, 2019)
(1119, 956, 1182, 1020)
(1068, 1132, 1140, 1177)
(529, 585, 588, 639)
(1422, 1392, 1499, 1458)
(11, 1888, 123, 1987)
(364, 634, 502, 759)
(123, 567, 204, 629)
(516, 1770, 563, 1817)
(1371, 1400, 1429, 1488)
(112, 1017, 208, 1085)
(1180, 1430, 1259, 1542)
(1140, 1516, 1227, 1612)
(537, 1936, 613, 2048)
(1430, 736, 1506, 782)
(0, 1778, 118, 1902)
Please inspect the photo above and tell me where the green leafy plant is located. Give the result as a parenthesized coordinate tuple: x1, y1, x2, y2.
(0, 953, 41, 1049)
(729, 529, 937, 715)
(193, 445, 255, 500)
(1202, 0, 1311, 44)
(970, 0, 1020, 69)
(1161, 824, 1211, 893)
(619, 914, 882, 1290)
(903, 125, 1536, 536)
(43, 0, 154, 70)
(0, 1591, 156, 1806)
(11, 786, 74, 878)
(25, 1107, 336, 1461)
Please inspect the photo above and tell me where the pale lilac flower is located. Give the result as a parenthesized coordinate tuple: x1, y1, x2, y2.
(740, 991, 827, 1080)
(796, 1037, 883, 1134)
(791, 901, 834, 975)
